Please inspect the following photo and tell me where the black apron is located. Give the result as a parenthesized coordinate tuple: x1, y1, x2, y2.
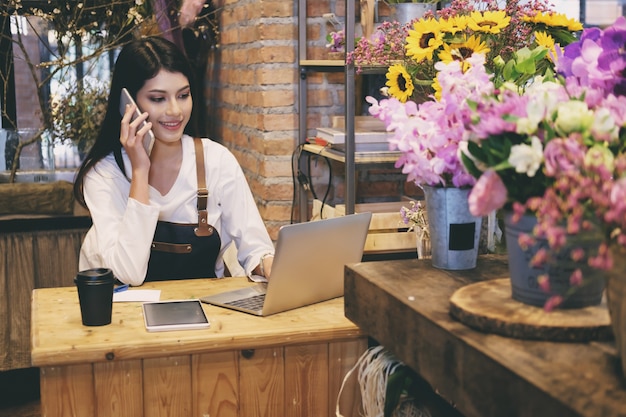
(145, 138, 221, 281)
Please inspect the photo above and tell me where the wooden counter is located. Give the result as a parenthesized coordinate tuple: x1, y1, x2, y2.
(32, 277, 367, 417)
(344, 255, 626, 417)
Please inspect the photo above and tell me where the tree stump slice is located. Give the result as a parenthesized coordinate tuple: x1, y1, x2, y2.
(449, 278, 612, 342)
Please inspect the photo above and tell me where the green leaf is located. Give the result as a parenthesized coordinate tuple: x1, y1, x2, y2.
(461, 152, 482, 178)
(384, 368, 410, 417)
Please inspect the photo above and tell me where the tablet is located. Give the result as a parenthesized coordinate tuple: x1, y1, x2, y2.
(142, 300, 210, 332)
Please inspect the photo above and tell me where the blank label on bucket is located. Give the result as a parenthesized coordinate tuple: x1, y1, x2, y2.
(448, 223, 476, 251)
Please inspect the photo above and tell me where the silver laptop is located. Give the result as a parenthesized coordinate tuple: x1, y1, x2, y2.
(200, 212, 372, 316)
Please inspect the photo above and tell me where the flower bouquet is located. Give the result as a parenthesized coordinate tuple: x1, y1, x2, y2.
(362, 0, 584, 270)
(461, 16, 626, 311)
(350, 0, 581, 102)
(400, 200, 431, 259)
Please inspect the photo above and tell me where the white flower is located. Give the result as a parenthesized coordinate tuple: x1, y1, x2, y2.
(555, 100, 594, 135)
(509, 136, 543, 177)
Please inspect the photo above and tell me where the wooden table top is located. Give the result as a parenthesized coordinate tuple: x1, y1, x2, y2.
(31, 277, 364, 367)
(344, 255, 626, 417)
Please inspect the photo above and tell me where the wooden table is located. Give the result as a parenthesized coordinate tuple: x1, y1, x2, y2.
(31, 277, 367, 417)
(344, 255, 626, 417)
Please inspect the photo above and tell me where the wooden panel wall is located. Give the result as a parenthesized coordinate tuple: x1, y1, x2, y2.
(0, 228, 87, 370)
(39, 338, 367, 417)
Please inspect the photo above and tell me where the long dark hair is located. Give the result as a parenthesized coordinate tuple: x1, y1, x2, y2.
(73, 36, 199, 207)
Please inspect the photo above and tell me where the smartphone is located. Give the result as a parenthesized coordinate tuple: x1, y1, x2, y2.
(119, 88, 155, 156)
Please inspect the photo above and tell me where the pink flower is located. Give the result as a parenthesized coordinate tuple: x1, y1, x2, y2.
(537, 274, 551, 292)
(543, 137, 586, 177)
(544, 295, 563, 312)
(468, 170, 507, 216)
(569, 269, 583, 286)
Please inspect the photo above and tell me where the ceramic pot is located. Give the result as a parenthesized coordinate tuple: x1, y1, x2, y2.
(422, 185, 481, 270)
(415, 227, 431, 259)
(504, 212, 605, 308)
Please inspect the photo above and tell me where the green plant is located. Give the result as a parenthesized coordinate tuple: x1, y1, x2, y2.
(50, 81, 109, 156)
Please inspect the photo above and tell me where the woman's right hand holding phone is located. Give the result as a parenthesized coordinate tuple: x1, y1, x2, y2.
(121, 103, 152, 204)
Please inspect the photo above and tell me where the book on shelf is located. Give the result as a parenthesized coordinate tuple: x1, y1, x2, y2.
(315, 126, 393, 145)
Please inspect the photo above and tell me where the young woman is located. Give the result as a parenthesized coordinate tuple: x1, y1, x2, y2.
(73, 37, 274, 285)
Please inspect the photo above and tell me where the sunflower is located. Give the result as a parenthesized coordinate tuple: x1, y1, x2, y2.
(385, 64, 415, 102)
(439, 15, 468, 35)
(438, 35, 491, 71)
(432, 77, 442, 101)
(535, 31, 559, 62)
(406, 18, 444, 62)
(523, 12, 583, 32)
(467, 10, 511, 34)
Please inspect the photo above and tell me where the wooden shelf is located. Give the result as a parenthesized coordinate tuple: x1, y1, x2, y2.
(302, 143, 401, 164)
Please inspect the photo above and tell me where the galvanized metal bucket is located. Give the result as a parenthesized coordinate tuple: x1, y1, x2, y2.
(423, 185, 481, 270)
(390, 3, 437, 26)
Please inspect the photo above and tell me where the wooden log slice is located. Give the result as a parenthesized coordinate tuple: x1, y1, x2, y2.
(449, 278, 612, 342)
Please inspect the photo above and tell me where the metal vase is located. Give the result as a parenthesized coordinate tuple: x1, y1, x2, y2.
(390, 3, 438, 26)
(504, 212, 605, 308)
(423, 185, 482, 270)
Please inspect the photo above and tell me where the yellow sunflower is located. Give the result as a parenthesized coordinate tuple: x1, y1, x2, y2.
(432, 77, 443, 101)
(385, 64, 415, 103)
(438, 35, 491, 71)
(467, 10, 511, 34)
(438, 15, 468, 35)
(535, 31, 560, 62)
(405, 18, 444, 62)
(523, 12, 583, 32)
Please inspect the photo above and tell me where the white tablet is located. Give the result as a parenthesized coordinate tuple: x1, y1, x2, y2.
(142, 300, 210, 332)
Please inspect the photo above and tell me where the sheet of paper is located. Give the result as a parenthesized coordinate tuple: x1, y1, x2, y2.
(113, 289, 161, 302)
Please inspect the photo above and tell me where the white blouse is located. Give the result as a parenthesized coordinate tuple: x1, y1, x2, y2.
(79, 135, 275, 285)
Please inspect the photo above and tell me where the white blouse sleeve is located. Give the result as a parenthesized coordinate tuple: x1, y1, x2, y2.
(79, 160, 159, 286)
(210, 147, 275, 276)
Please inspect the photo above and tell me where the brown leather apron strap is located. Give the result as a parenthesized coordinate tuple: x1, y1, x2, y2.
(152, 241, 192, 253)
(193, 137, 212, 237)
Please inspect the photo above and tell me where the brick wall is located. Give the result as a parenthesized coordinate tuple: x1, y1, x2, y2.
(212, 0, 417, 239)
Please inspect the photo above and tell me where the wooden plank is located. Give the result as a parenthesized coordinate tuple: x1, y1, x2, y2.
(344, 256, 626, 417)
(34, 229, 86, 288)
(40, 364, 95, 417)
(365, 232, 415, 253)
(193, 351, 239, 417)
(0, 235, 8, 368)
(239, 347, 285, 417)
(313, 199, 418, 254)
(1, 227, 87, 371)
(0, 182, 74, 215)
(143, 355, 192, 417)
(328, 338, 367, 417)
(4, 232, 35, 370)
(93, 360, 143, 417)
(284, 343, 328, 417)
(31, 278, 365, 367)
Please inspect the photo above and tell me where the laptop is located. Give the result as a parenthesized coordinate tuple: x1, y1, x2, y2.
(200, 212, 372, 316)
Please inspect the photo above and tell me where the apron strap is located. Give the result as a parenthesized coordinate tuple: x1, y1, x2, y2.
(193, 138, 212, 237)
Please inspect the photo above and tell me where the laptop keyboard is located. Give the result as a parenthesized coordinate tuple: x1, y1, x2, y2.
(225, 294, 265, 311)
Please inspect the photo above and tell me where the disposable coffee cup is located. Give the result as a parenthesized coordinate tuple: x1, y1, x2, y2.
(74, 268, 115, 326)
